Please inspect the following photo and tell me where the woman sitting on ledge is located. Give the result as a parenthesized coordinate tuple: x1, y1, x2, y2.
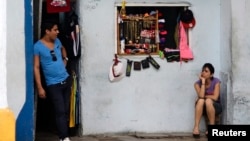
(192, 63, 222, 138)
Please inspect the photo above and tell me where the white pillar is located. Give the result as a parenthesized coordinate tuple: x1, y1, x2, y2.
(0, 1, 15, 141)
(0, 0, 7, 109)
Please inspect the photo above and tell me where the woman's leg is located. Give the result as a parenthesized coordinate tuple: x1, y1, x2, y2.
(193, 98, 205, 134)
(205, 98, 215, 125)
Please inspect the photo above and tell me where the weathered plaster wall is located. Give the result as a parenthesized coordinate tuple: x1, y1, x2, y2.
(78, 0, 224, 135)
(220, 0, 232, 124)
(231, 0, 250, 124)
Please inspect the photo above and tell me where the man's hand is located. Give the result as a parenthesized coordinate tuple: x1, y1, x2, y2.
(37, 87, 46, 99)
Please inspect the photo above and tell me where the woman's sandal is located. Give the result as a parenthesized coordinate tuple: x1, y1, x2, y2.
(193, 133, 200, 138)
(192, 129, 200, 138)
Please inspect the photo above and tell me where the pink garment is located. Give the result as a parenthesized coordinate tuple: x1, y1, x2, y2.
(179, 21, 193, 60)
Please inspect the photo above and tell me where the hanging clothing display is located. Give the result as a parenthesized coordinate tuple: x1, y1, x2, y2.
(54, 9, 82, 128)
(59, 11, 81, 61)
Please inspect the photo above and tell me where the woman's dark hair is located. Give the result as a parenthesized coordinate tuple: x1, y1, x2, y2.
(202, 63, 215, 79)
(40, 20, 58, 37)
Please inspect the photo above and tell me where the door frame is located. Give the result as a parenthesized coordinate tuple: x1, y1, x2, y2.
(16, 0, 34, 141)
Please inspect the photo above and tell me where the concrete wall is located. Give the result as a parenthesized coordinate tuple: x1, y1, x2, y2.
(231, 0, 250, 124)
(220, 0, 233, 124)
(78, 0, 224, 135)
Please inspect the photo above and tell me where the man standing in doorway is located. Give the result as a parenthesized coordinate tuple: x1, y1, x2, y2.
(33, 21, 72, 141)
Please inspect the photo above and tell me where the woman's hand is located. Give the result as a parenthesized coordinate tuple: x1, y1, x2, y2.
(199, 73, 206, 84)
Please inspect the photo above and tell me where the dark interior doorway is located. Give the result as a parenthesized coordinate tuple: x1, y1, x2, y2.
(34, 0, 81, 140)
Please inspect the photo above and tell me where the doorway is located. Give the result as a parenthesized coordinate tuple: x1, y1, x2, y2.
(33, 0, 81, 140)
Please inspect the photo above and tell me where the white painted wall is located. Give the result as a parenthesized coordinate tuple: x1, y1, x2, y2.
(78, 0, 224, 135)
(0, 0, 7, 109)
(6, 0, 26, 118)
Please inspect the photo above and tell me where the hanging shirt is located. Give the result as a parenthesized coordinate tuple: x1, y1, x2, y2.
(59, 12, 81, 60)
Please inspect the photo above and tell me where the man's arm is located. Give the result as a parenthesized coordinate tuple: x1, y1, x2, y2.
(61, 46, 68, 65)
(34, 55, 46, 98)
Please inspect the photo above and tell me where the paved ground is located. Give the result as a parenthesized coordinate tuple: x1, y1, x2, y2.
(35, 132, 208, 141)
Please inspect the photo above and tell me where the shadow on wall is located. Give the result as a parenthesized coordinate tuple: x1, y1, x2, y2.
(220, 71, 229, 124)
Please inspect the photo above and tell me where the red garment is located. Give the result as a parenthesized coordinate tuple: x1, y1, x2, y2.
(179, 21, 194, 61)
(47, 0, 70, 13)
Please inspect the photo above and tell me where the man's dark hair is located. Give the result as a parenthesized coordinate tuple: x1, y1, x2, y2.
(40, 20, 58, 37)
